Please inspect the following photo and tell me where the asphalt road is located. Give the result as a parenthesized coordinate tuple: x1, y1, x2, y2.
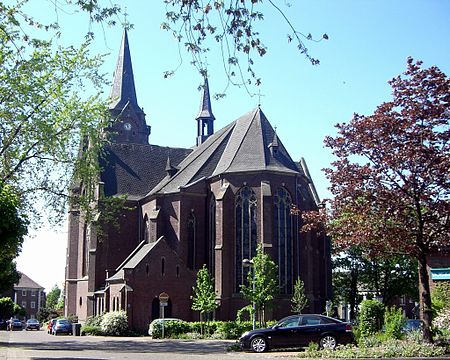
(0, 329, 299, 360)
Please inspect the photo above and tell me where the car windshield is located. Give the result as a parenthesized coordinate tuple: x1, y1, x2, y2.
(27, 319, 39, 323)
(58, 320, 70, 324)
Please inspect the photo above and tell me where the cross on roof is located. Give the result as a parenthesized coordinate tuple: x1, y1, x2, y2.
(256, 89, 265, 107)
(123, 8, 131, 30)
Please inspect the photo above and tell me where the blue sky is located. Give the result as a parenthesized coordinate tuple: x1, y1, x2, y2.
(16, 0, 450, 291)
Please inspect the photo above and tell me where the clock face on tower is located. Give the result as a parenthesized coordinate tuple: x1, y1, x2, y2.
(124, 122, 132, 131)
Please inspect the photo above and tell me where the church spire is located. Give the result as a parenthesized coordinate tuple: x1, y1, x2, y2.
(108, 28, 150, 145)
(109, 29, 140, 112)
(196, 77, 215, 146)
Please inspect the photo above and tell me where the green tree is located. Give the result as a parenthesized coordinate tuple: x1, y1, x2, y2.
(0, 297, 20, 319)
(291, 278, 308, 314)
(191, 265, 218, 334)
(46, 285, 61, 310)
(0, 185, 28, 293)
(240, 244, 278, 326)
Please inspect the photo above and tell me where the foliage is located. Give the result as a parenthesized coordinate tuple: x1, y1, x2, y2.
(383, 306, 406, 340)
(81, 325, 103, 336)
(85, 314, 104, 327)
(191, 264, 218, 334)
(291, 277, 308, 314)
(358, 299, 385, 338)
(317, 58, 450, 343)
(100, 310, 128, 336)
(0, 185, 28, 293)
(35, 307, 59, 323)
(431, 281, 450, 315)
(434, 307, 450, 332)
(298, 340, 447, 358)
(150, 319, 254, 340)
(333, 246, 418, 321)
(46, 284, 61, 309)
(0, 1, 116, 226)
(0, 297, 18, 319)
(162, 1, 327, 96)
(240, 244, 278, 326)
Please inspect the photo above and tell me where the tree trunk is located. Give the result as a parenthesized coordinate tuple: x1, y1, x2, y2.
(417, 252, 433, 343)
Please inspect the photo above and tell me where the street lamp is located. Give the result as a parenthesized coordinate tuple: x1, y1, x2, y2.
(242, 258, 256, 330)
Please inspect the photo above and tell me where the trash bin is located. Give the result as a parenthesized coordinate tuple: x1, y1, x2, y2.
(72, 323, 81, 336)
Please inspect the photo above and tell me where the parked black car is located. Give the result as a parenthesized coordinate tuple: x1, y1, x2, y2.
(240, 314, 354, 352)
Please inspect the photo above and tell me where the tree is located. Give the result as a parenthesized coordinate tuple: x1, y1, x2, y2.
(240, 244, 278, 326)
(162, 1, 328, 97)
(0, 2, 112, 225)
(291, 277, 308, 314)
(322, 58, 450, 342)
(332, 247, 418, 321)
(0, 185, 28, 293)
(0, 297, 20, 319)
(191, 265, 218, 334)
(46, 285, 61, 310)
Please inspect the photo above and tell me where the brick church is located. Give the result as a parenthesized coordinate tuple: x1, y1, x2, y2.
(64, 30, 332, 331)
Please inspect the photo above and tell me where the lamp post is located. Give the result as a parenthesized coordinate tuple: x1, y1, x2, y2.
(242, 258, 256, 330)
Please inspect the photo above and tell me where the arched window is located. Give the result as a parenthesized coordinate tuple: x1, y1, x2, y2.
(187, 212, 196, 270)
(273, 187, 293, 294)
(235, 186, 258, 292)
(143, 215, 149, 242)
(209, 195, 216, 275)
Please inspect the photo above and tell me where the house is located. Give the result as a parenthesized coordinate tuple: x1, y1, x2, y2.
(64, 29, 332, 331)
(1, 273, 45, 319)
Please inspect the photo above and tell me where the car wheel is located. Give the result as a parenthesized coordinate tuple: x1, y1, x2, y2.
(320, 335, 337, 350)
(250, 336, 268, 353)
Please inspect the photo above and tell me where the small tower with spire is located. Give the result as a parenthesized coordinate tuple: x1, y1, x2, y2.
(109, 28, 150, 145)
(196, 77, 215, 146)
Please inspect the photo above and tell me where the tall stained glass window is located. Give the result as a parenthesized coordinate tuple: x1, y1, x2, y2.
(235, 186, 258, 292)
(273, 187, 293, 294)
(187, 212, 196, 270)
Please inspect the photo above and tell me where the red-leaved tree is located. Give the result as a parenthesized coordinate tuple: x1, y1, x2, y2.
(321, 58, 450, 342)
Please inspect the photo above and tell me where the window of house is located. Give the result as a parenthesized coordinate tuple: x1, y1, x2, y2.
(176, 265, 180, 278)
(22, 301, 27, 308)
(235, 186, 258, 292)
(273, 187, 294, 294)
(31, 301, 35, 309)
(161, 257, 165, 276)
(187, 212, 196, 270)
(22, 290, 27, 296)
(31, 291, 36, 297)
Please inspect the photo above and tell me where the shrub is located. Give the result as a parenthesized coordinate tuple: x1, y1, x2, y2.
(434, 307, 450, 331)
(81, 325, 103, 336)
(151, 320, 190, 339)
(383, 306, 406, 340)
(85, 314, 103, 327)
(431, 281, 450, 315)
(358, 299, 385, 338)
(100, 310, 128, 336)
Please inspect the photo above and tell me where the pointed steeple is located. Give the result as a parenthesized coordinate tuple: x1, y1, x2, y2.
(109, 29, 140, 112)
(196, 77, 215, 146)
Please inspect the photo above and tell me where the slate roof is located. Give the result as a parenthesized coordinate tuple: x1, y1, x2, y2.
(14, 273, 44, 290)
(109, 29, 140, 112)
(150, 107, 301, 195)
(100, 143, 192, 199)
(107, 240, 158, 281)
(196, 78, 215, 120)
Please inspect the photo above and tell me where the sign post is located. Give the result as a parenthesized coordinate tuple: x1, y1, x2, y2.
(158, 292, 169, 338)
